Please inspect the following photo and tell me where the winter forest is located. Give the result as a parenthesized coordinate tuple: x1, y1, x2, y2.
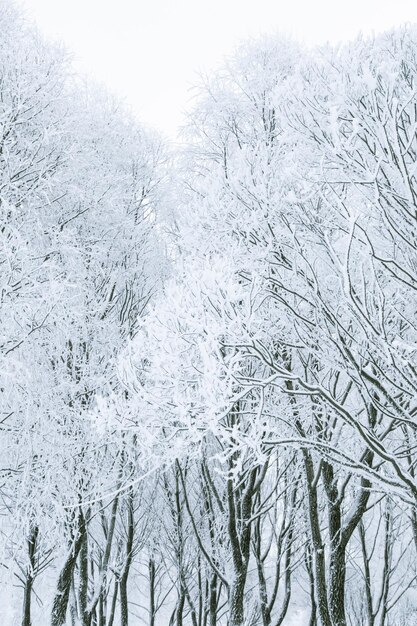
(1, 2, 417, 626)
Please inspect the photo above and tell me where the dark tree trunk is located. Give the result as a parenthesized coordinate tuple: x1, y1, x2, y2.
(256, 557, 271, 626)
(79, 529, 89, 626)
(176, 591, 185, 626)
(106, 580, 118, 626)
(119, 577, 129, 626)
(302, 452, 332, 626)
(322, 461, 347, 626)
(208, 574, 218, 626)
(274, 522, 293, 626)
(51, 545, 83, 626)
(22, 576, 34, 626)
(226, 464, 259, 626)
(305, 546, 317, 626)
(228, 571, 246, 626)
(359, 521, 375, 626)
(322, 447, 373, 626)
(328, 545, 347, 626)
(119, 489, 134, 626)
(253, 514, 271, 626)
(149, 558, 156, 626)
(51, 511, 88, 626)
(21, 525, 39, 626)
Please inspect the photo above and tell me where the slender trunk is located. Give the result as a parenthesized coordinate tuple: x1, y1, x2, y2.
(22, 577, 34, 626)
(98, 593, 105, 626)
(410, 506, 417, 558)
(184, 583, 198, 626)
(201, 463, 220, 626)
(302, 452, 332, 626)
(274, 523, 293, 626)
(51, 511, 87, 626)
(106, 580, 118, 626)
(228, 571, 246, 626)
(89, 495, 120, 624)
(256, 559, 271, 626)
(119, 577, 129, 626)
(226, 463, 258, 626)
(176, 590, 185, 626)
(197, 556, 203, 626)
(328, 546, 346, 626)
(254, 517, 271, 626)
(50, 540, 84, 626)
(359, 521, 374, 626)
(208, 574, 217, 626)
(79, 529, 89, 626)
(70, 575, 78, 626)
(305, 545, 317, 626)
(379, 509, 392, 626)
(322, 457, 346, 626)
(322, 450, 372, 626)
(149, 558, 156, 626)
(119, 490, 134, 626)
(288, 364, 331, 626)
(21, 526, 39, 626)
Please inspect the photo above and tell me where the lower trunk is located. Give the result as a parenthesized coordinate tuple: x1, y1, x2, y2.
(21, 576, 34, 626)
(379, 509, 392, 626)
(149, 558, 156, 626)
(184, 585, 198, 626)
(208, 574, 217, 626)
(79, 530, 90, 626)
(176, 591, 185, 626)
(359, 522, 374, 626)
(106, 580, 118, 626)
(305, 546, 317, 626)
(275, 529, 293, 626)
(51, 519, 86, 626)
(328, 546, 347, 626)
(21, 526, 39, 626)
(119, 489, 134, 626)
(255, 536, 271, 626)
(98, 593, 105, 626)
(119, 577, 129, 626)
(303, 452, 332, 626)
(228, 571, 246, 626)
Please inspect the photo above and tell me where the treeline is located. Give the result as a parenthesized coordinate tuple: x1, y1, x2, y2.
(1, 2, 417, 625)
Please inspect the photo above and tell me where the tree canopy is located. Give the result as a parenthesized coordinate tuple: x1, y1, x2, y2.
(1, 3, 417, 625)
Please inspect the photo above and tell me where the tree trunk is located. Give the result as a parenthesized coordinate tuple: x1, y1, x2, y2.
(176, 591, 185, 626)
(254, 515, 271, 626)
(328, 546, 347, 626)
(256, 557, 271, 626)
(51, 511, 87, 626)
(302, 452, 332, 626)
(119, 577, 129, 626)
(79, 529, 89, 626)
(22, 576, 34, 626)
(106, 580, 118, 626)
(305, 545, 317, 626)
(21, 526, 39, 626)
(359, 521, 374, 626)
(322, 460, 346, 626)
(119, 490, 134, 626)
(208, 574, 217, 626)
(149, 558, 156, 626)
(228, 572, 246, 626)
(274, 523, 293, 626)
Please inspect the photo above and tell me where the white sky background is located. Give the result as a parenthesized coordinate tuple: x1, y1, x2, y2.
(19, 0, 417, 139)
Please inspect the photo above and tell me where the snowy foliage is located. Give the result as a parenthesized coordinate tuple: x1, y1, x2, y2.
(1, 2, 417, 625)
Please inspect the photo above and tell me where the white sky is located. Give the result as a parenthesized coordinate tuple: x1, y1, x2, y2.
(19, 0, 417, 138)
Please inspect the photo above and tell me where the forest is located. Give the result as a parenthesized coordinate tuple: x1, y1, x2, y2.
(1, 2, 417, 625)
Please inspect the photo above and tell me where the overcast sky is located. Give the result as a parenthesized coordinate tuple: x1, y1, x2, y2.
(20, 0, 417, 138)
